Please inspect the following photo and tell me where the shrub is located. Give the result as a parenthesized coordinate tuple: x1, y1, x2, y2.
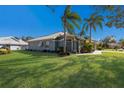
(58, 52, 70, 56)
(97, 46, 102, 50)
(114, 46, 119, 50)
(0, 49, 8, 54)
(6, 48, 11, 53)
(96, 43, 104, 50)
(81, 43, 94, 53)
(56, 47, 70, 56)
(57, 47, 64, 53)
(0, 48, 11, 55)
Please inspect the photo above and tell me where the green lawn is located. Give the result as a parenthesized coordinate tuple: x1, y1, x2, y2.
(0, 51, 124, 88)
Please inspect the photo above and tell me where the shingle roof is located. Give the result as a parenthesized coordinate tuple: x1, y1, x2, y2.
(0, 36, 28, 45)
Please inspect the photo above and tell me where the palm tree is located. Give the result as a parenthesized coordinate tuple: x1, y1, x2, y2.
(77, 26, 86, 53)
(81, 13, 103, 42)
(61, 6, 82, 53)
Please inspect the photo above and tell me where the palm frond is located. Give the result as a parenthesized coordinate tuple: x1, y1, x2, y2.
(66, 22, 75, 35)
(70, 19, 80, 29)
(84, 18, 90, 23)
(80, 23, 87, 36)
(80, 27, 86, 36)
(96, 16, 104, 22)
(66, 21, 75, 31)
(69, 12, 82, 22)
(97, 22, 103, 29)
(67, 28, 75, 35)
(90, 12, 98, 19)
(64, 5, 71, 15)
(92, 24, 96, 31)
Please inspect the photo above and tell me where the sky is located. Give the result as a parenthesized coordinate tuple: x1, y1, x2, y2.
(0, 5, 124, 41)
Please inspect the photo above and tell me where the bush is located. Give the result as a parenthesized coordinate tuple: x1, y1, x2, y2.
(97, 46, 102, 50)
(0, 48, 11, 55)
(56, 47, 70, 56)
(96, 43, 103, 50)
(58, 52, 70, 56)
(56, 47, 64, 53)
(81, 43, 94, 53)
(114, 46, 119, 50)
(0, 49, 8, 54)
(6, 48, 11, 53)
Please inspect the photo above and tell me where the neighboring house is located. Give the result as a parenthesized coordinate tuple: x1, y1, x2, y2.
(28, 32, 83, 53)
(108, 42, 120, 49)
(0, 36, 28, 50)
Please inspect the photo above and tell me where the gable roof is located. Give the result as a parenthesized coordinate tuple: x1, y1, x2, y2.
(28, 32, 77, 42)
(0, 36, 28, 45)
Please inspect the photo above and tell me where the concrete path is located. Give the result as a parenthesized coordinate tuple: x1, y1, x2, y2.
(76, 50, 124, 56)
(76, 50, 102, 55)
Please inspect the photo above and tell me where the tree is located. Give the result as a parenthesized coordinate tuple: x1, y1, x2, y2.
(102, 36, 116, 48)
(81, 13, 103, 42)
(77, 24, 87, 53)
(61, 6, 82, 53)
(119, 39, 124, 48)
(93, 5, 124, 29)
(104, 6, 124, 29)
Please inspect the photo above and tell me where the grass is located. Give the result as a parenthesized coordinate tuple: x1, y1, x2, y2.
(0, 51, 124, 88)
(103, 49, 124, 51)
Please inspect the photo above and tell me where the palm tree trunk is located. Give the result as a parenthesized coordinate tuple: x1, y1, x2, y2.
(78, 36, 81, 53)
(90, 25, 92, 43)
(64, 25, 67, 53)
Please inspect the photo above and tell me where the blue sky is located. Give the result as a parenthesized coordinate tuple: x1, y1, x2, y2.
(0, 5, 124, 41)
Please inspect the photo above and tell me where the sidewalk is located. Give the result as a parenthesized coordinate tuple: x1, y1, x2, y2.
(76, 50, 102, 55)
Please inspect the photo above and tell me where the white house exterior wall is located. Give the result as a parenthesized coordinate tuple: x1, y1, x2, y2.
(0, 45, 28, 50)
(10, 46, 21, 50)
(28, 40, 55, 51)
(28, 39, 79, 52)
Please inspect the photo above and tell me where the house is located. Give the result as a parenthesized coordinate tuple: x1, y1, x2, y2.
(107, 42, 120, 49)
(28, 32, 83, 53)
(0, 36, 28, 50)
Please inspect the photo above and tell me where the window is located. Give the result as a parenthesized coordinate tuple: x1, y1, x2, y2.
(38, 41, 43, 47)
(46, 41, 49, 46)
(38, 41, 50, 47)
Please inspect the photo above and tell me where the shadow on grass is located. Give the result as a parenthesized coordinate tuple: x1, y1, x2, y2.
(55, 56, 124, 88)
(0, 59, 78, 87)
(1, 51, 124, 87)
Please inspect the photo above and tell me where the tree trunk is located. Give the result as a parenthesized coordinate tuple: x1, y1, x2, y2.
(90, 25, 92, 43)
(78, 36, 81, 53)
(63, 25, 67, 53)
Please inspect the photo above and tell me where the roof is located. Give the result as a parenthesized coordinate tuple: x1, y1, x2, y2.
(0, 36, 28, 45)
(28, 32, 77, 42)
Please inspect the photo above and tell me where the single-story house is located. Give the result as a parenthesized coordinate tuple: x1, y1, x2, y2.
(28, 32, 83, 53)
(107, 42, 120, 49)
(0, 36, 28, 50)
